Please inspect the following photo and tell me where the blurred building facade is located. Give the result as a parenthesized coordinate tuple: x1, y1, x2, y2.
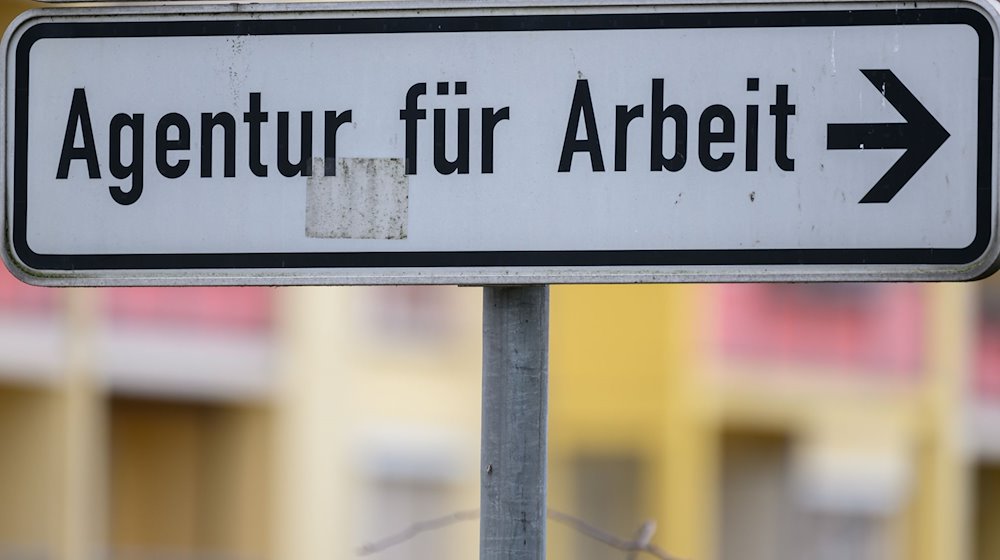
(0, 274, 484, 560)
(2, 2, 1000, 560)
(2, 273, 998, 560)
(549, 283, 1000, 560)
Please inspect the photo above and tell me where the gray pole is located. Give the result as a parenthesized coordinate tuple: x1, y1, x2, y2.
(481, 285, 549, 560)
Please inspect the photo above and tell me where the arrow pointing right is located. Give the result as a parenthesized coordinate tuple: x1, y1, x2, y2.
(827, 69, 950, 204)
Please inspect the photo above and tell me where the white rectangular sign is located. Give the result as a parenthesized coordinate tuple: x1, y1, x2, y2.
(4, 1, 999, 285)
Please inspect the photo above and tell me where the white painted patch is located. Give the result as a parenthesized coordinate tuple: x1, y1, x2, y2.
(306, 157, 408, 240)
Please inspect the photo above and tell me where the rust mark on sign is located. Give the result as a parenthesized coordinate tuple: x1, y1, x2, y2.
(306, 157, 408, 240)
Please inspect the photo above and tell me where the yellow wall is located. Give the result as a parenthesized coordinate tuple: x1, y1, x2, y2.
(0, 386, 59, 557)
(549, 284, 714, 560)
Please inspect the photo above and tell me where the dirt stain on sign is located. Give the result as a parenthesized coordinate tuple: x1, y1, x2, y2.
(306, 157, 409, 240)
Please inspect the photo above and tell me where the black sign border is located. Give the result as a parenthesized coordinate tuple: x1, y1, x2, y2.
(10, 8, 996, 272)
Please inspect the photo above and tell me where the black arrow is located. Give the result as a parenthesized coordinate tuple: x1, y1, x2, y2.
(827, 69, 950, 204)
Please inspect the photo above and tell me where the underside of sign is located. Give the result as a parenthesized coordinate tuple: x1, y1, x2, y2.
(3, 1, 998, 285)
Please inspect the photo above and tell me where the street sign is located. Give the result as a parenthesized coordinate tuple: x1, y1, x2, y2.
(4, 1, 999, 285)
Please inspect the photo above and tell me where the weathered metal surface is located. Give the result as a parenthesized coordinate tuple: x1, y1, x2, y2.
(481, 285, 549, 560)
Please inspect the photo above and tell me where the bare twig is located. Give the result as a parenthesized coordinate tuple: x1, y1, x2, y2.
(626, 520, 657, 560)
(357, 508, 682, 560)
(357, 509, 479, 556)
(547, 510, 680, 560)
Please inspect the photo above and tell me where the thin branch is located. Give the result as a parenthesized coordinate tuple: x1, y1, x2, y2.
(547, 510, 681, 560)
(357, 508, 682, 560)
(357, 509, 478, 556)
(626, 520, 657, 560)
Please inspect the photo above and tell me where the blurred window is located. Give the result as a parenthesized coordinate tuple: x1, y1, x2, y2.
(973, 464, 1000, 560)
(714, 284, 923, 375)
(718, 431, 796, 560)
(570, 454, 645, 560)
(796, 512, 891, 560)
(108, 398, 270, 560)
(788, 438, 902, 560)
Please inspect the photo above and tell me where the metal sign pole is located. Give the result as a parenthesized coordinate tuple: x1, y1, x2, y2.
(481, 285, 550, 560)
